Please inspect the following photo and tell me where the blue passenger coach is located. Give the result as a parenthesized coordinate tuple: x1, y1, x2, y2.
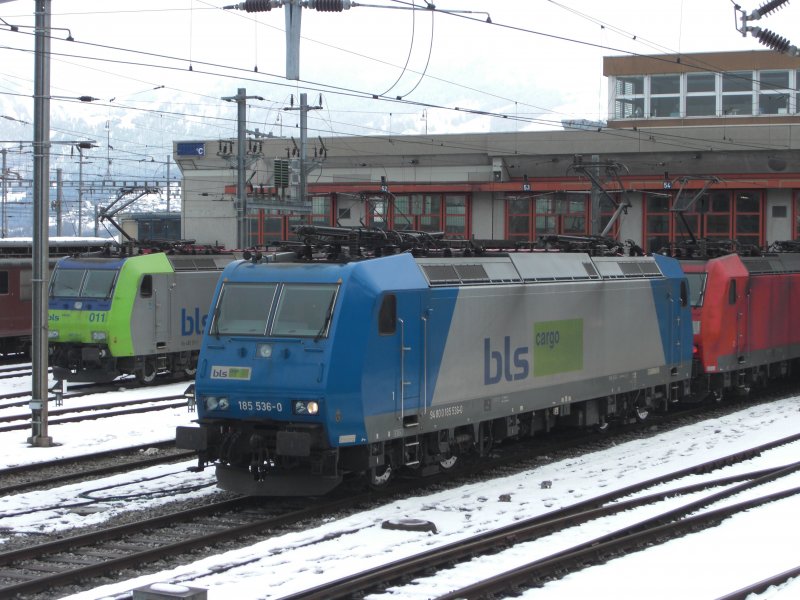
(177, 250, 693, 496)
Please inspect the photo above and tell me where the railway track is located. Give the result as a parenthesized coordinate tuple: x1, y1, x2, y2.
(274, 433, 800, 600)
(0, 387, 796, 598)
(2, 429, 798, 599)
(0, 394, 186, 433)
(0, 380, 121, 404)
(0, 492, 362, 598)
(0, 366, 34, 381)
(0, 441, 193, 495)
(715, 567, 800, 600)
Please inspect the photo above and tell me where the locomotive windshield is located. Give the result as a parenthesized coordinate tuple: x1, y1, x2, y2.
(210, 282, 339, 338)
(685, 272, 707, 307)
(50, 268, 118, 299)
(213, 282, 278, 336)
(271, 284, 338, 338)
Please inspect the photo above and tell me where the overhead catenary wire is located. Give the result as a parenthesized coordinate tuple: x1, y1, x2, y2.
(0, 0, 798, 198)
(1, 4, 789, 140)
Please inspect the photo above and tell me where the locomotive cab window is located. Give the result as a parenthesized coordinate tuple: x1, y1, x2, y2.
(0, 271, 7, 295)
(82, 269, 118, 299)
(729, 280, 737, 305)
(212, 282, 278, 336)
(50, 269, 85, 298)
(271, 283, 339, 338)
(680, 280, 688, 307)
(685, 273, 707, 307)
(378, 294, 396, 335)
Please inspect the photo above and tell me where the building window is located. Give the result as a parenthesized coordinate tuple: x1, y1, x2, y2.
(722, 71, 753, 115)
(687, 72, 716, 93)
(389, 195, 414, 230)
(758, 70, 791, 115)
(650, 74, 681, 118)
(645, 194, 672, 254)
(507, 193, 590, 240)
(419, 195, 442, 234)
(686, 72, 717, 116)
(249, 195, 334, 245)
(365, 193, 470, 238)
(444, 195, 468, 238)
(507, 196, 531, 241)
(735, 192, 762, 249)
(644, 189, 763, 252)
(614, 76, 644, 118)
(611, 67, 798, 122)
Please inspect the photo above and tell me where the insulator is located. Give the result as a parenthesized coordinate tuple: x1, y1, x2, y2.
(240, 0, 274, 12)
(755, 0, 790, 18)
(311, 0, 350, 12)
(757, 28, 792, 52)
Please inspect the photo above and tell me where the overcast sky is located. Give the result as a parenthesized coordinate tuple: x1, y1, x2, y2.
(0, 0, 795, 144)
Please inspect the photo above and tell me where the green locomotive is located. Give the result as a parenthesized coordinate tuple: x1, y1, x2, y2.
(48, 249, 235, 383)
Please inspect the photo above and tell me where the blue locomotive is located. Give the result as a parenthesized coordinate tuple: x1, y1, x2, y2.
(177, 230, 694, 496)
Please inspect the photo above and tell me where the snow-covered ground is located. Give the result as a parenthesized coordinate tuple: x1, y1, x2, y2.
(1, 368, 799, 600)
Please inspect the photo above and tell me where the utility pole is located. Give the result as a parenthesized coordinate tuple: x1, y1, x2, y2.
(56, 168, 63, 236)
(590, 155, 601, 235)
(77, 145, 84, 235)
(1, 147, 6, 238)
(30, 0, 52, 447)
(224, 0, 352, 80)
(222, 88, 263, 249)
(284, 93, 321, 207)
(166, 155, 171, 212)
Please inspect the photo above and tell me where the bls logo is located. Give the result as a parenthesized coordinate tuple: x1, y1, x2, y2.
(181, 307, 208, 336)
(484, 337, 530, 385)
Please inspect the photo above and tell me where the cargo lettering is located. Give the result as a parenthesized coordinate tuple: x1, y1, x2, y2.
(484, 336, 529, 385)
(535, 330, 560, 349)
(181, 307, 208, 336)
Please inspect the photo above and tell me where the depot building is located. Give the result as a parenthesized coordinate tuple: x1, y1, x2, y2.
(174, 50, 800, 253)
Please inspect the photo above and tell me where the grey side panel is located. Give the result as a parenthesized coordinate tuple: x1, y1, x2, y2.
(129, 271, 221, 355)
(432, 280, 671, 407)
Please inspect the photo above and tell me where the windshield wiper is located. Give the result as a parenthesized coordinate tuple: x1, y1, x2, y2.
(314, 292, 337, 343)
(211, 305, 221, 339)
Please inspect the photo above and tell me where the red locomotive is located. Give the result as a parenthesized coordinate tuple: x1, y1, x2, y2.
(0, 238, 111, 357)
(683, 250, 800, 399)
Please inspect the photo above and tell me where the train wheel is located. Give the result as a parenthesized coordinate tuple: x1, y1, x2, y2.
(368, 463, 393, 489)
(184, 364, 197, 376)
(439, 454, 458, 471)
(633, 403, 650, 423)
(136, 360, 157, 385)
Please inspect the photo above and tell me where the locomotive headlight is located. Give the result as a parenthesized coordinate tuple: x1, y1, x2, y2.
(91, 331, 107, 342)
(204, 396, 230, 411)
(48, 330, 59, 339)
(293, 400, 320, 415)
(257, 343, 273, 358)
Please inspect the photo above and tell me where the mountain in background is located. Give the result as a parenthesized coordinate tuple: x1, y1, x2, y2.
(1, 92, 230, 238)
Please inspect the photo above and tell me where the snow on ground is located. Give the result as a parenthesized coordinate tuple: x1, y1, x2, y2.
(1, 369, 799, 600)
(1, 377, 194, 468)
